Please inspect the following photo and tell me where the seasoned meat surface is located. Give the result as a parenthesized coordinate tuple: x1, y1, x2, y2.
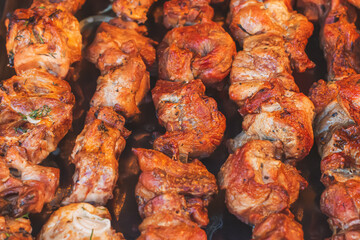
(5, 5, 81, 78)
(0, 216, 32, 239)
(229, 88, 315, 162)
(163, 0, 214, 29)
(228, 0, 315, 72)
(38, 203, 124, 240)
(321, 0, 360, 81)
(252, 212, 304, 240)
(134, 148, 216, 239)
(112, 0, 157, 23)
(152, 79, 226, 159)
(87, 21, 156, 69)
(62, 107, 130, 205)
(31, 0, 86, 13)
(157, 22, 236, 85)
(0, 69, 74, 165)
(218, 140, 307, 225)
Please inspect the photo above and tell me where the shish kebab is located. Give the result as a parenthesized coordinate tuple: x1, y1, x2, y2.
(219, 0, 316, 239)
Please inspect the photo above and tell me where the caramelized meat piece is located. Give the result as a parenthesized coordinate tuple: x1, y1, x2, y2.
(228, 0, 315, 72)
(218, 140, 307, 225)
(87, 21, 156, 69)
(62, 107, 130, 205)
(158, 22, 236, 85)
(229, 88, 315, 161)
(229, 33, 299, 108)
(31, 0, 86, 13)
(252, 212, 304, 240)
(38, 203, 124, 240)
(163, 0, 214, 29)
(112, 0, 157, 23)
(133, 148, 217, 225)
(309, 77, 360, 159)
(296, 0, 327, 21)
(6, 5, 81, 78)
(0, 216, 32, 239)
(151, 79, 226, 159)
(0, 69, 74, 165)
(0, 149, 59, 216)
(138, 212, 207, 240)
(89, 46, 149, 118)
(321, 0, 360, 81)
(321, 179, 360, 231)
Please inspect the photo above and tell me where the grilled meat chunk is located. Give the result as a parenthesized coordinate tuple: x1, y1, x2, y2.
(157, 22, 236, 85)
(218, 140, 307, 225)
(252, 212, 304, 240)
(6, 5, 81, 78)
(38, 203, 124, 240)
(31, 0, 86, 13)
(62, 107, 130, 205)
(0, 69, 74, 165)
(112, 0, 157, 23)
(163, 0, 214, 29)
(0, 216, 32, 239)
(228, 0, 315, 72)
(152, 79, 226, 159)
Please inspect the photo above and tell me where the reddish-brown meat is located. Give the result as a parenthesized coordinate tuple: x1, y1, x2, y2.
(0, 216, 32, 239)
(151, 79, 226, 159)
(228, 0, 315, 72)
(31, 0, 86, 13)
(163, 0, 214, 29)
(157, 22, 236, 85)
(112, 0, 157, 23)
(6, 5, 81, 78)
(252, 212, 304, 240)
(0, 69, 74, 165)
(218, 140, 307, 225)
(296, 0, 328, 21)
(62, 107, 130, 205)
(321, 0, 360, 81)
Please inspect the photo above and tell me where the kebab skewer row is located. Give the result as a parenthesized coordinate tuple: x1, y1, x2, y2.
(308, 0, 360, 238)
(0, 0, 87, 220)
(132, 1, 236, 238)
(218, 0, 317, 238)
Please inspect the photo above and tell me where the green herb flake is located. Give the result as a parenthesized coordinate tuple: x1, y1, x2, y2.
(39, 6, 45, 9)
(15, 34, 24, 41)
(33, 29, 44, 44)
(5, 233, 10, 237)
(29, 105, 51, 119)
(89, 229, 94, 240)
(16, 212, 29, 220)
(19, 113, 27, 120)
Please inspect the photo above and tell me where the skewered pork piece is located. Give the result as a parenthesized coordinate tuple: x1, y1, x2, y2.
(158, 21, 236, 85)
(0, 69, 74, 216)
(321, 0, 360, 81)
(163, 0, 214, 29)
(308, 0, 360, 237)
(228, 0, 315, 72)
(0, 216, 32, 240)
(62, 107, 130, 205)
(133, 148, 217, 239)
(112, 0, 157, 23)
(31, 0, 86, 13)
(151, 79, 226, 159)
(218, 140, 307, 225)
(252, 212, 305, 240)
(6, 4, 82, 79)
(38, 203, 125, 240)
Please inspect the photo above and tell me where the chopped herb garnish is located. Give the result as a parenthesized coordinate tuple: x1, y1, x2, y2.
(8, 50, 14, 67)
(39, 52, 56, 58)
(19, 113, 27, 120)
(14, 126, 27, 134)
(5, 233, 10, 237)
(39, 6, 45, 9)
(89, 229, 94, 240)
(33, 29, 44, 44)
(98, 122, 108, 132)
(16, 212, 29, 220)
(49, 9, 62, 19)
(29, 105, 51, 119)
